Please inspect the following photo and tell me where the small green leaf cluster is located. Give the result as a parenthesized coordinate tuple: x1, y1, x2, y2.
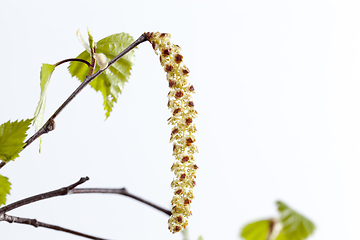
(240, 201, 315, 240)
(68, 32, 135, 118)
(33, 30, 135, 141)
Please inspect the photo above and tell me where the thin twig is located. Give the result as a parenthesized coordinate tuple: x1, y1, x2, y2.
(2, 213, 109, 240)
(54, 58, 91, 67)
(72, 188, 171, 216)
(0, 177, 89, 214)
(0, 33, 148, 170)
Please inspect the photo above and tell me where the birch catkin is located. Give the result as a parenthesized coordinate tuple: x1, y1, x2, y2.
(146, 32, 198, 233)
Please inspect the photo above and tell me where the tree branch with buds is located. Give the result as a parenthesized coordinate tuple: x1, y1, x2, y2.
(0, 176, 171, 239)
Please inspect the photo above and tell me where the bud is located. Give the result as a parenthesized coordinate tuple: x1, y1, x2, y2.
(94, 53, 108, 70)
(76, 29, 91, 53)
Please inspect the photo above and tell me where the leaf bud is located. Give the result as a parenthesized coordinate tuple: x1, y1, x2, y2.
(94, 53, 108, 70)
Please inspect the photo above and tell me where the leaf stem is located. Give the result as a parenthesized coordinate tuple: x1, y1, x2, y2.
(54, 58, 91, 67)
(267, 218, 276, 240)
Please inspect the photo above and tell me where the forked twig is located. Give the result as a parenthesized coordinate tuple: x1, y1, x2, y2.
(0, 176, 171, 239)
(0, 177, 89, 214)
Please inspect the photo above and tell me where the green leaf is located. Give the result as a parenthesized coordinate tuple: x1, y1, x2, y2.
(87, 27, 94, 55)
(274, 232, 289, 240)
(0, 175, 11, 206)
(33, 63, 55, 151)
(68, 32, 136, 118)
(276, 201, 315, 240)
(0, 119, 33, 162)
(240, 220, 269, 240)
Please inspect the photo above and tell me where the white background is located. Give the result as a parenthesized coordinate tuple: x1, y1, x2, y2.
(1, 0, 359, 239)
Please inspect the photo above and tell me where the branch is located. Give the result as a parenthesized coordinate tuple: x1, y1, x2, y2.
(0, 176, 171, 239)
(0, 161, 5, 169)
(2, 213, 109, 240)
(0, 177, 89, 214)
(72, 188, 171, 216)
(0, 33, 149, 169)
(0, 183, 171, 216)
